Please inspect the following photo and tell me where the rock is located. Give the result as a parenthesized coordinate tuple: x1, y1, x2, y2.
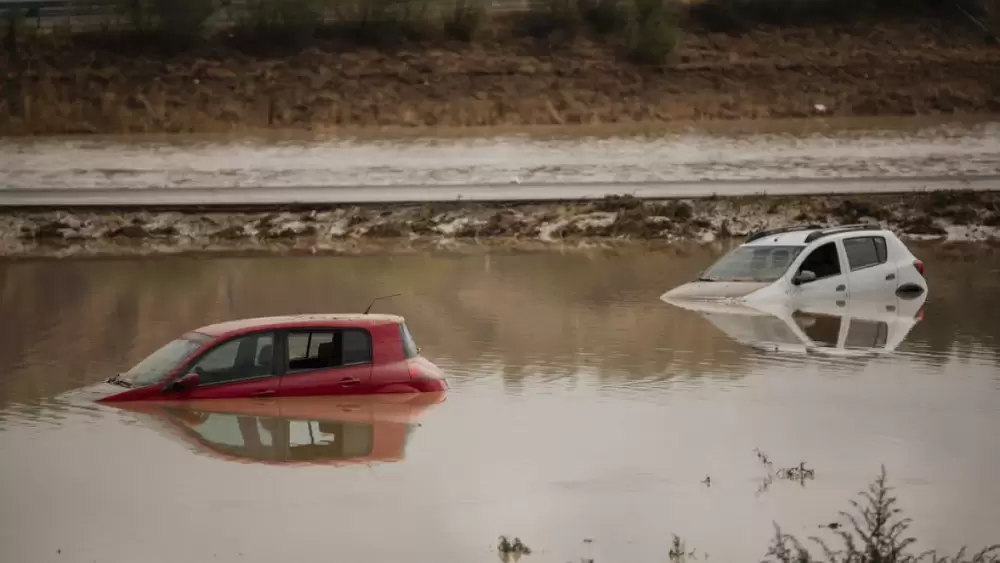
(214, 225, 247, 239)
(108, 225, 148, 239)
(33, 220, 71, 239)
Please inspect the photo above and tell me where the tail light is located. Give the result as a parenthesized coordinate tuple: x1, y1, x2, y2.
(913, 260, 925, 276)
(915, 305, 925, 321)
(408, 359, 444, 380)
(408, 361, 423, 379)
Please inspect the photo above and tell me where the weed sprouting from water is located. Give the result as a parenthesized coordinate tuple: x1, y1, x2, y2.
(762, 466, 1000, 563)
(669, 534, 700, 561)
(754, 448, 817, 495)
(498, 535, 532, 560)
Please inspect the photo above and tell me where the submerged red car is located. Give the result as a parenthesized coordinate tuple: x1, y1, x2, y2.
(95, 314, 448, 402)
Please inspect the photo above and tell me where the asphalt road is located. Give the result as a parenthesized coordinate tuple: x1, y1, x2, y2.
(1, 175, 997, 208)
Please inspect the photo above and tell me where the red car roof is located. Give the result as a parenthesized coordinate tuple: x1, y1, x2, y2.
(194, 314, 405, 337)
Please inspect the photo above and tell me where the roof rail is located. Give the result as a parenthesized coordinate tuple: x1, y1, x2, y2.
(745, 224, 823, 243)
(803, 223, 882, 243)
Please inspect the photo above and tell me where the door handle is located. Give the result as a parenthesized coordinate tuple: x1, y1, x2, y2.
(836, 285, 846, 292)
(339, 377, 361, 386)
(252, 389, 275, 397)
(886, 273, 896, 280)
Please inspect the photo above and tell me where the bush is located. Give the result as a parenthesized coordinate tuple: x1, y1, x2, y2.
(235, 0, 324, 49)
(584, 0, 631, 34)
(623, 0, 679, 64)
(323, 0, 439, 46)
(517, 0, 586, 39)
(444, 0, 490, 41)
(116, 0, 215, 43)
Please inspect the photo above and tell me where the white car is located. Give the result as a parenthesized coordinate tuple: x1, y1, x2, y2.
(661, 286, 927, 357)
(662, 224, 928, 307)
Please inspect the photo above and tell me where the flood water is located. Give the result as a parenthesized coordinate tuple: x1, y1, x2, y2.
(2, 245, 1000, 563)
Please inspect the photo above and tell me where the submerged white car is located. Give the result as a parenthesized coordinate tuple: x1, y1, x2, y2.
(662, 224, 928, 306)
(662, 286, 927, 357)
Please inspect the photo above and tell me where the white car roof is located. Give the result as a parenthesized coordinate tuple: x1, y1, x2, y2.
(743, 226, 893, 247)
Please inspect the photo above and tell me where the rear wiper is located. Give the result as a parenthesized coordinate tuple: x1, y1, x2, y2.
(107, 373, 133, 388)
(697, 276, 716, 282)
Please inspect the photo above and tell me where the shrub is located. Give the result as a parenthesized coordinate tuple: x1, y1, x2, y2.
(444, 0, 490, 41)
(234, 0, 324, 49)
(584, 0, 631, 34)
(115, 0, 215, 42)
(323, 0, 439, 46)
(623, 0, 679, 64)
(517, 0, 587, 39)
(763, 466, 1000, 563)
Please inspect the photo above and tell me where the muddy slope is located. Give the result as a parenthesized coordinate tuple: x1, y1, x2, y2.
(2, 19, 999, 136)
(3, 191, 999, 258)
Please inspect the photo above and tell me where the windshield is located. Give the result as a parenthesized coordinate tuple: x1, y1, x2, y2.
(700, 245, 805, 282)
(117, 332, 212, 387)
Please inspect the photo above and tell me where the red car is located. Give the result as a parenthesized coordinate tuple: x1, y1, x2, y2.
(94, 314, 448, 402)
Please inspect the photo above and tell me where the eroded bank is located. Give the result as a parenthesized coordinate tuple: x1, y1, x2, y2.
(3, 191, 999, 258)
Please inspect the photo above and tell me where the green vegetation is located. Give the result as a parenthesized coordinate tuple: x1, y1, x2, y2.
(0, 0, 977, 63)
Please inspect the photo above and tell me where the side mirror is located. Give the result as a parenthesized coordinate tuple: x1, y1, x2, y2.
(167, 372, 199, 392)
(792, 270, 817, 286)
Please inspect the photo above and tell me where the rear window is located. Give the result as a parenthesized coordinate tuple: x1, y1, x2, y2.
(399, 323, 419, 359)
(843, 236, 888, 270)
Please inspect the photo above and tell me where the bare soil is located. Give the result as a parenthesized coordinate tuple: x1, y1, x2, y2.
(3, 190, 999, 258)
(2, 18, 999, 136)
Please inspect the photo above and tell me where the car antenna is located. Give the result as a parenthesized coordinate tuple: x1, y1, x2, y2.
(364, 293, 402, 314)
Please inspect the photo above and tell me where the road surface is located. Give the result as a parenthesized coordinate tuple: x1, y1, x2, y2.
(1, 175, 998, 207)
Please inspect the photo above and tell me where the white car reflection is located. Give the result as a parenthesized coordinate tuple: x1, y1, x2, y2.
(662, 289, 927, 357)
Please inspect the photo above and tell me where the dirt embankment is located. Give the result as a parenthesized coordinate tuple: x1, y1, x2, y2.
(2, 18, 999, 136)
(3, 190, 999, 258)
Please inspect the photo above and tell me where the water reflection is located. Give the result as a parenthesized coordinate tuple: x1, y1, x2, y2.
(115, 393, 444, 467)
(662, 289, 927, 357)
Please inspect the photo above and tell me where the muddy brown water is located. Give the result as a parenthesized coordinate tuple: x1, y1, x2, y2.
(1, 245, 1000, 563)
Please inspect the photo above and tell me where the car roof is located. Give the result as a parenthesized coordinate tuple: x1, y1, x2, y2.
(194, 314, 404, 337)
(744, 226, 893, 247)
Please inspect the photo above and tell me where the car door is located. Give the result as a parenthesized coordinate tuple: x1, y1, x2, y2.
(166, 331, 280, 399)
(789, 240, 850, 306)
(276, 328, 375, 397)
(841, 235, 897, 296)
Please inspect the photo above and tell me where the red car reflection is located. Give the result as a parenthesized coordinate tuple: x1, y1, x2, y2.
(99, 314, 448, 402)
(114, 392, 445, 466)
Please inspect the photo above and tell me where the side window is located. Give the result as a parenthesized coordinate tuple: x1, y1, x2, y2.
(286, 329, 372, 372)
(189, 332, 274, 386)
(798, 242, 842, 280)
(844, 236, 888, 271)
(342, 330, 373, 365)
